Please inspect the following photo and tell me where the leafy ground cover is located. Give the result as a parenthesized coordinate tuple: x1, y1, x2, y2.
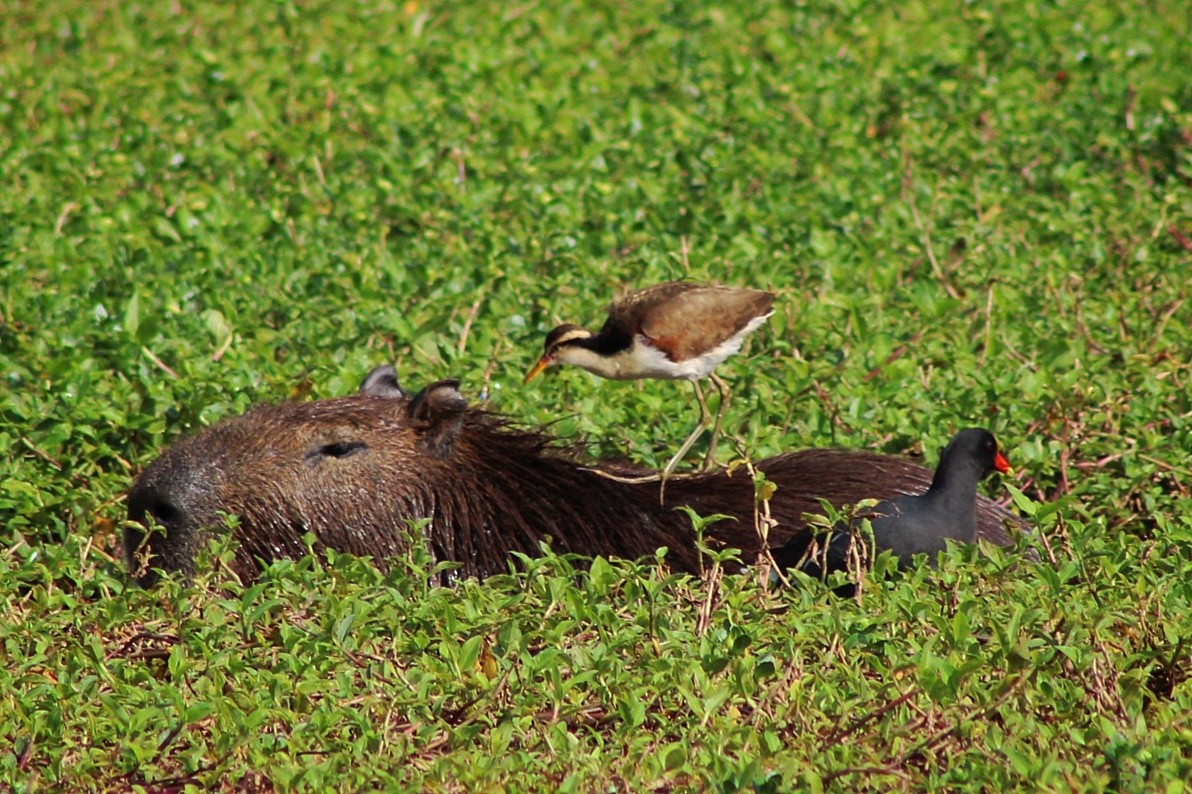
(2, 0, 1191, 790)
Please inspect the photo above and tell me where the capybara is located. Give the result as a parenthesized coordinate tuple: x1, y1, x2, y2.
(125, 365, 1024, 585)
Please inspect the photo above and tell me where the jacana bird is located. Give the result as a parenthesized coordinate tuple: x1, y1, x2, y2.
(773, 428, 1013, 584)
(523, 281, 775, 494)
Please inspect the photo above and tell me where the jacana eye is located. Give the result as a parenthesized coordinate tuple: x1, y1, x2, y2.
(306, 440, 368, 461)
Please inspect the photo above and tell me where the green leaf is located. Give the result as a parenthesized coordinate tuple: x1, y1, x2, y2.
(123, 291, 141, 337)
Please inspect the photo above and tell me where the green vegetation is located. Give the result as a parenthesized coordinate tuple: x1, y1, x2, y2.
(2, 0, 1190, 790)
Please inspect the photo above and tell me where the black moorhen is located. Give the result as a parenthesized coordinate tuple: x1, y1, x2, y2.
(773, 428, 1013, 580)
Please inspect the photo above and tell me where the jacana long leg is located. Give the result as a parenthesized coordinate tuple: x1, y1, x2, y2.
(702, 372, 731, 470)
(658, 380, 711, 502)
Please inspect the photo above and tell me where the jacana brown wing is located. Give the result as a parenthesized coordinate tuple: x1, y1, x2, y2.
(636, 285, 774, 362)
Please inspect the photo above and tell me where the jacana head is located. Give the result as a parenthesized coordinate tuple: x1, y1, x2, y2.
(523, 324, 594, 383)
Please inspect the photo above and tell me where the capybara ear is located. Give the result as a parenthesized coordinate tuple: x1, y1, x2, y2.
(359, 365, 404, 399)
(407, 379, 467, 456)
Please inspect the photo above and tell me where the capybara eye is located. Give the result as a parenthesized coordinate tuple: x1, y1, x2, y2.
(307, 440, 368, 461)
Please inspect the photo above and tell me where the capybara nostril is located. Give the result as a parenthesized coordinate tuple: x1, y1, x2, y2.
(126, 465, 193, 533)
(129, 492, 183, 528)
(124, 488, 187, 586)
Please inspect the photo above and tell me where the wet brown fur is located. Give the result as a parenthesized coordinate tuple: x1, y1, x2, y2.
(126, 368, 1023, 585)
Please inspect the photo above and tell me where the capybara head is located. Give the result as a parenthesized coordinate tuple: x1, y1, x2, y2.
(125, 365, 713, 585)
(126, 365, 1025, 586)
(126, 366, 431, 584)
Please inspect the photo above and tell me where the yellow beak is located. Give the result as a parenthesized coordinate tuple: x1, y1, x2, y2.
(523, 356, 553, 384)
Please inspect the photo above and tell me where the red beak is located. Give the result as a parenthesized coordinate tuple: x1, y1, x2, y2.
(993, 451, 1012, 474)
